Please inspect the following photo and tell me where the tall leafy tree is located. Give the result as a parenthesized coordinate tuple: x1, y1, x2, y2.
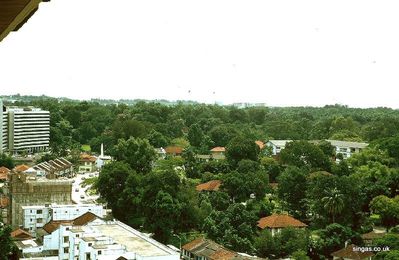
(0, 224, 14, 259)
(0, 153, 14, 169)
(203, 203, 257, 253)
(226, 136, 260, 166)
(280, 140, 332, 171)
(112, 137, 156, 174)
(187, 123, 204, 147)
(96, 162, 138, 221)
(277, 166, 308, 220)
(322, 188, 345, 223)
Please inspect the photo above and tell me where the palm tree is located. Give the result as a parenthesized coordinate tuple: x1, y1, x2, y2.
(322, 188, 345, 223)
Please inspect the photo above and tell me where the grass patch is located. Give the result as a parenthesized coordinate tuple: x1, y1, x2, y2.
(81, 145, 91, 152)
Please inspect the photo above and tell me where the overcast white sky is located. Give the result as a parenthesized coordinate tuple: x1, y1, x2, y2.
(1, 0, 399, 107)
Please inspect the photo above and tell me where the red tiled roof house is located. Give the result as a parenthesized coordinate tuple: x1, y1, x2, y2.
(257, 214, 307, 236)
(196, 180, 222, 192)
(0, 166, 10, 181)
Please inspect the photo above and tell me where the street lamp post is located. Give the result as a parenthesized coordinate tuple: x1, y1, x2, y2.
(172, 233, 182, 256)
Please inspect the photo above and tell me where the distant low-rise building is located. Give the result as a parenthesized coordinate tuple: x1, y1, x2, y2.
(78, 154, 97, 173)
(32, 158, 74, 178)
(257, 214, 307, 236)
(165, 146, 184, 156)
(0, 166, 10, 181)
(210, 147, 226, 156)
(327, 140, 368, 159)
(266, 140, 292, 156)
(266, 139, 368, 159)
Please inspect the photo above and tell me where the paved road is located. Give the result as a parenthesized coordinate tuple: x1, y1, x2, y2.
(71, 171, 99, 204)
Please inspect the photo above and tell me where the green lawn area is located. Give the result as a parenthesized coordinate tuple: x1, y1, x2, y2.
(81, 145, 91, 152)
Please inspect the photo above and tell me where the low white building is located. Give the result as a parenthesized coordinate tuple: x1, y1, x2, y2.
(266, 139, 368, 159)
(327, 140, 368, 159)
(18, 212, 180, 260)
(266, 140, 292, 155)
(22, 204, 105, 236)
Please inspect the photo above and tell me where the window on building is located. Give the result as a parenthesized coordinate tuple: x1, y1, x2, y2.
(98, 251, 102, 255)
(37, 209, 42, 214)
(86, 253, 91, 260)
(88, 243, 92, 246)
(63, 236, 69, 243)
(76, 234, 80, 238)
(64, 247, 69, 253)
(37, 218, 43, 223)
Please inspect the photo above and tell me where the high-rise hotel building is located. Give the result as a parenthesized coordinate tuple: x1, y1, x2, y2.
(0, 100, 50, 154)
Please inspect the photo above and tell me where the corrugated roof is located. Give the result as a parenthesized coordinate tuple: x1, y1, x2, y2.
(182, 238, 248, 260)
(42, 220, 73, 234)
(11, 228, 33, 240)
(73, 212, 98, 226)
(257, 214, 307, 229)
(327, 140, 368, 149)
(196, 180, 222, 192)
(80, 154, 97, 162)
(255, 141, 265, 149)
(182, 237, 205, 251)
(42, 212, 100, 234)
(14, 164, 30, 172)
(210, 147, 226, 152)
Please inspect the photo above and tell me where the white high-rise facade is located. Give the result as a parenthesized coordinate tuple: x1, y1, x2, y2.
(0, 101, 50, 154)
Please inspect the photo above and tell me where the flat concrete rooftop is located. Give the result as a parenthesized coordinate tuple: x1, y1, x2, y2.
(95, 222, 177, 257)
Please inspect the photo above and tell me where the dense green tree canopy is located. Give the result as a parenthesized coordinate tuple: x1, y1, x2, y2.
(0, 224, 14, 259)
(0, 153, 14, 169)
(112, 137, 156, 174)
(280, 140, 332, 171)
(226, 136, 260, 166)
